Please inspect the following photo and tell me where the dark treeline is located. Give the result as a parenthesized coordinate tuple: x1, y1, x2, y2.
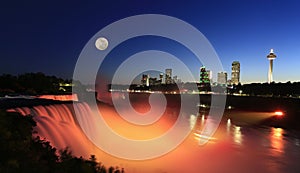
(0, 110, 124, 173)
(229, 82, 300, 97)
(0, 73, 72, 96)
(2, 73, 300, 98)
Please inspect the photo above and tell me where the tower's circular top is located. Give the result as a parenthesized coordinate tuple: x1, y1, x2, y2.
(267, 49, 277, 59)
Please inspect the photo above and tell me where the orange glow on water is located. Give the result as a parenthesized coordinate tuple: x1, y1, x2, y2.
(98, 103, 177, 140)
(7, 97, 298, 173)
(36, 94, 78, 101)
(270, 128, 285, 158)
(262, 127, 286, 173)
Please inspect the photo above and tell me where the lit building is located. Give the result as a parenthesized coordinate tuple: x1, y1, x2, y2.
(267, 49, 277, 83)
(149, 77, 160, 86)
(217, 72, 227, 86)
(200, 66, 210, 85)
(227, 79, 232, 85)
(207, 70, 213, 83)
(231, 61, 240, 85)
(165, 69, 173, 84)
(141, 74, 149, 86)
(159, 73, 164, 84)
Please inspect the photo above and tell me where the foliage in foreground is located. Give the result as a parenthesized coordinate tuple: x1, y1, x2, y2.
(0, 110, 124, 173)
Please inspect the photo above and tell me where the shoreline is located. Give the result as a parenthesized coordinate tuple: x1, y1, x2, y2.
(1, 94, 299, 130)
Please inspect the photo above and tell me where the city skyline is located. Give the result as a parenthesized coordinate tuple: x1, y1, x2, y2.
(117, 60, 240, 86)
(1, 1, 300, 84)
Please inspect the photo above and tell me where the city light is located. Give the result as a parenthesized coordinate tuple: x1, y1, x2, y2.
(274, 111, 284, 117)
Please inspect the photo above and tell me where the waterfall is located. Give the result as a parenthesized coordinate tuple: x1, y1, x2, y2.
(36, 94, 78, 101)
(7, 102, 96, 158)
(5, 97, 203, 173)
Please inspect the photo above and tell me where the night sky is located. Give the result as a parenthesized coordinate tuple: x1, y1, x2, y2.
(1, 0, 300, 83)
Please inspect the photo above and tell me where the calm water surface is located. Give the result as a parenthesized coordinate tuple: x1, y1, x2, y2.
(189, 115, 300, 173)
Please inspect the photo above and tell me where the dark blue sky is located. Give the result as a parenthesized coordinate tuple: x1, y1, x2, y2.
(1, 0, 300, 83)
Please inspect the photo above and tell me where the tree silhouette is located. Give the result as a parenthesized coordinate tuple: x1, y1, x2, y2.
(0, 110, 123, 173)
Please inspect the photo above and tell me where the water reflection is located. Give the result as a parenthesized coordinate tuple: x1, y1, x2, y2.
(295, 138, 300, 147)
(233, 126, 242, 145)
(270, 127, 284, 155)
(226, 118, 231, 135)
(201, 114, 205, 127)
(189, 114, 197, 130)
(189, 112, 300, 173)
(192, 114, 219, 144)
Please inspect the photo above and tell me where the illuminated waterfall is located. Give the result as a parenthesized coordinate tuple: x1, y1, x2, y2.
(7, 102, 97, 158)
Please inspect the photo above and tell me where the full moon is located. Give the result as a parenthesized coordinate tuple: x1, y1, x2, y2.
(95, 37, 108, 50)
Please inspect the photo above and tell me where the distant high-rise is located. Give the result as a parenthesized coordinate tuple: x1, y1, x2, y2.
(149, 77, 159, 86)
(141, 74, 149, 86)
(207, 70, 212, 83)
(173, 75, 178, 83)
(231, 61, 240, 85)
(165, 69, 172, 84)
(159, 73, 164, 84)
(217, 72, 227, 86)
(267, 49, 277, 83)
(200, 66, 210, 85)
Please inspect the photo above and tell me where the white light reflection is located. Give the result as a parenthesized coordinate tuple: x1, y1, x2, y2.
(233, 126, 242, 145)
(189, 114, 197, 130)
(195, 117, 219, 144)
(194, 132, 217, 143)
(201, 114, 205, 127)
(295, 138, 300, 147)
(226, 118, 231, 135)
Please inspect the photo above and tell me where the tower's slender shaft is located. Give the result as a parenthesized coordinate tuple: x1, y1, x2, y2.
(268, 59, 273, 83)
(267, 49, 276, 84)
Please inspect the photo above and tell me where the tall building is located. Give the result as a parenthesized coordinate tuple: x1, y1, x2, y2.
(149, 77, 159, 86)
(141, 74, 149, 86)
(207, 70, 213, 83)
(267, 49, 277, 83)
(200, 66, 210, 85)
(173, 75, 178, 83)
(165, 69, 172, 84)
(217, 72, 227, 86)
(231, 61, 240, 85)
(159, 73, 164, 84)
